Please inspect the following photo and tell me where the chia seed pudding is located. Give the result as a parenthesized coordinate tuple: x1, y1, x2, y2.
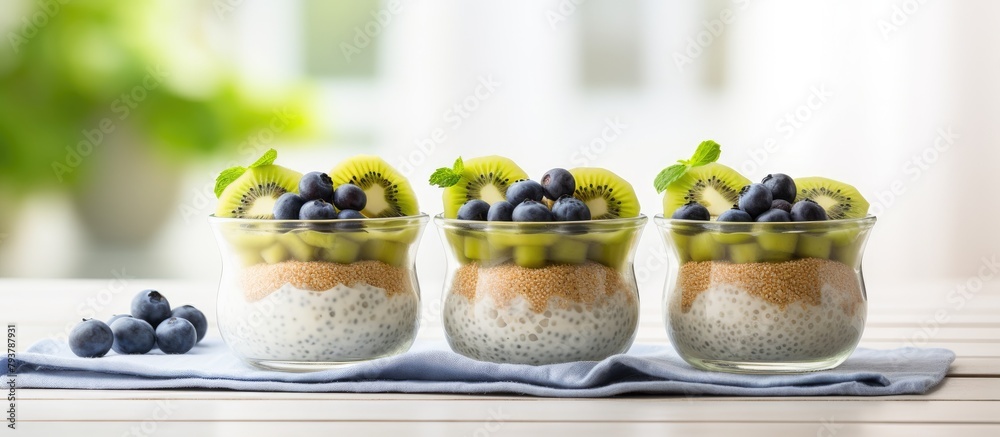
(667, 258, 865, 365)
(444, 261, 639, 365)
(219, 260, 419, 365)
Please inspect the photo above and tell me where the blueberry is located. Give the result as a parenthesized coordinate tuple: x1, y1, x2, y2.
(716, 208, 753, 222)
(551, 197, 591, 221)
(738, 183, 773, 218)
(334, 209, 365, 229)
(131, 290, 171, 329)
(540, 168, 576, 200)
(487, 201, 515, 221)
(298, 172, 334, 201)
(512, 200, 553, 222)
(171, 305, 208, 343)
(790, 199, 828, 222)
(671, 201, 710, 221)
(761, 173, 796, 203)
(771, 199, 793, 213)
(756, 209, 792, 222)
(457, 199, 490, 221)
(299, 199, 337, 220)
(155, 317, 197, 354)
(333, 183, 367, 211)
(68, 319, 114, 358)
(505, 180, 544, 206)
(110, 317, 156, 354)
(273, 193, 305, 220)
(107, 314, 131, 325)
(336, 209, 365, 220)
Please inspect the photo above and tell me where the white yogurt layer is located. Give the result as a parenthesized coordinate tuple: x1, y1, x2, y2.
(219, 283, 419, 362)
(668, 283, 865, 362)
(444, 292, 638, 365)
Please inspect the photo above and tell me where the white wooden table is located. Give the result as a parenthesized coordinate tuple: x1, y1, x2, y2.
(4, 278, 999, 436)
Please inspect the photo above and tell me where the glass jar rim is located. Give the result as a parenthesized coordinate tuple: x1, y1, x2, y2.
(653, 214, 876, 232)
(208, 213, 429, 230)
(434, 213, 647, 231)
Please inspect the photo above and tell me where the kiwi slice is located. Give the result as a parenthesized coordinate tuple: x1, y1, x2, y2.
(320, 238, 362, 264)
(728, 242, 761, 264)
(361, 239, 407, 267)
(689, 233, 725, 262)
(514, 245, 548, 268)
(443, 156, 529, 218)
(794, 177, 870, 220)
(215, 165, 302, 218)
(260, 243, 290, 264)
(276, 232, 316, 262)
(549, 239, 588, 265)
(796, 234, 833, 259)
(569, 168, 640, 219)
(662, 162, 750, 217)
(329, 155, 419, 217)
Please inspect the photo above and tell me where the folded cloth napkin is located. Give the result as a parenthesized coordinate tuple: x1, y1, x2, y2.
(6, 338, 953, 397)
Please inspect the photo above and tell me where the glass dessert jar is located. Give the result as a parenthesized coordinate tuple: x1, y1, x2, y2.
(209, 214, 428, 371)
(436, 215, 646, 365)
(655, 215, 876, 373)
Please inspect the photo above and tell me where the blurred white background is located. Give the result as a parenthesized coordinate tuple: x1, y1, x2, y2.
(1, 0, 998, 311)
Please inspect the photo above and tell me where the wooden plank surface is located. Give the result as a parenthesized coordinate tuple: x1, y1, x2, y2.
(3, 278, 999, 436)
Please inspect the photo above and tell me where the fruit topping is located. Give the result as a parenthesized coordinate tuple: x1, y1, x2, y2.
(505, 180, 545, 206)
(330, 155, 419, 217)
(737, 183, 773, 218)
(540, 168, 576, 200)
(487, 201, 515, 222)
(457, 199, 491, 221)
(716, 208, 753, 222)
(298, 171, 334, 202)
(512, 200, 553, 222)
(432, 156, 529, 219)
(761, 173, 796, 203)
(790, 199, 828, 222)
(756, 209, 792, 222)
(300, 199, 337, 220)
(551, 197, 592, 221)
(333, 183, 368, 212)
(272, 192, 306, 220)
(671, 201, 710, 221)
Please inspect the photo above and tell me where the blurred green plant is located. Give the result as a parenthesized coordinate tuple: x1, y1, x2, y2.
(0, 0, 316, 193)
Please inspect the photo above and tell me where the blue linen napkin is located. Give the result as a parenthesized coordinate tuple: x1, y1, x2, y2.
(6, 338, 953, 397)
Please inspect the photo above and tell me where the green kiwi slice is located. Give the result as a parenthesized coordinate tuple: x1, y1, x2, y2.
(793, 177, 870, 220)
(215, 165, 302, 218)
(662, 162, 750, 217)
(329, 155, 419, 217)
(689, 232, 725, 262)
(569, 167, 640, 219)
(796, 234, 833, 259)
(443, 156, 529, 218)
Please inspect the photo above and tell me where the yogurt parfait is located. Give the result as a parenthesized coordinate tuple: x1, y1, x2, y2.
(210, 150, 427, 371)
(432, 156, 645, 365)
(655, 141, 875, 373)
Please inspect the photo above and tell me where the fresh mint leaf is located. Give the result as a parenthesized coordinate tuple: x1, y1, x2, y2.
(429, 157, 465, 187)
(214, 166, 247, 198)
(249, 148, 277, 168)
(654, 140, 724, 193)
(653, 164, 689, 193)
(688, 140, 721, 167)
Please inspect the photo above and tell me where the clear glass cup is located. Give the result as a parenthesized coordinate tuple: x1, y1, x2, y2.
(654, 215, 876, 373)
(209, 214, 428, 371)
(435, 214, 647, 365)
